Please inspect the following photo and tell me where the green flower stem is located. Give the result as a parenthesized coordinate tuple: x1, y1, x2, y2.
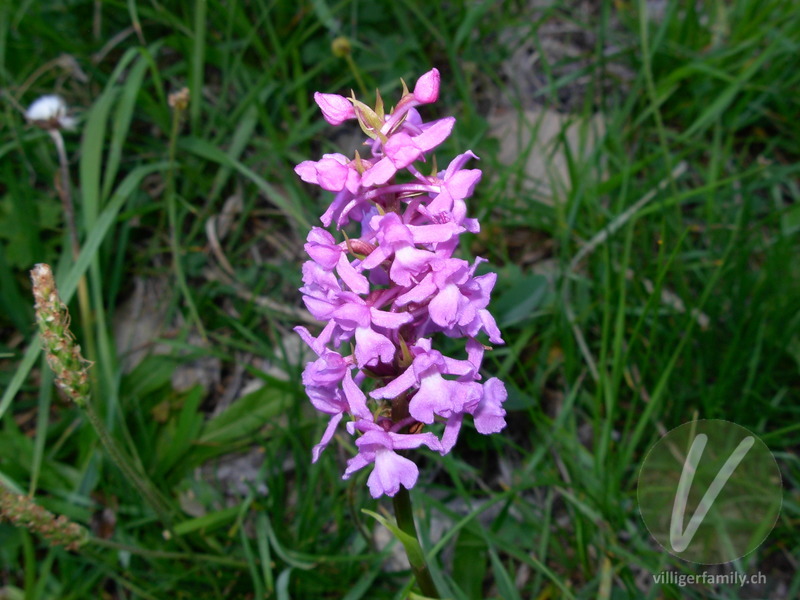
(344, 53, 368, 98)
(165, 90, 207, 342)
(392, 487, 439, 598)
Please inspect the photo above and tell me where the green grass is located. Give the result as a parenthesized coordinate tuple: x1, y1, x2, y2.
(1, 0, 799, 598)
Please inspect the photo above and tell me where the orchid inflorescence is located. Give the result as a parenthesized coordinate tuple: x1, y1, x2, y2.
(294, 68, 507, 498)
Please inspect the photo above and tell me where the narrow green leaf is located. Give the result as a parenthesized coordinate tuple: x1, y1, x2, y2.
(488, 547, 522, 600)
(28, 360, 53, 495)
(208, 96, 266, 203)
(0, 470, 24, 494)
(362, 508, 425, 569)
(101, 54, 150, 200)
(276, 568, 293, 600)
(261, 513, 315, 570)
(256, 513, 275, 593)
(155, 385, 206, 476)
(453, 1, 492, 51)
(240, 525, 265, 600)
(173, 505, 240, 536)
(0, 241, 32, 332)
(679, 49, 772, 140)
(452, 528, 488, 599)
(189, 0, 207, 131)
(179, 136, 311, 228)
(309, 0, 339, 33)
(494, 272, 550, 327)
(80, 87, 119, 229)
(198, 385, 287, 446)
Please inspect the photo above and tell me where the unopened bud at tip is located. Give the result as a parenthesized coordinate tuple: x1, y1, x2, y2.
(314, 92, 356, 125)
(332, 36, 351, 58)
(413, 68, 440, 104)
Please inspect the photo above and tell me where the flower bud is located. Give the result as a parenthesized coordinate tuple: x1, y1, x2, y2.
(413, 68, 440, 104)
(347, 239, 376, 257)
(314, 92, 355, 125)
(331, 36, 352, 58)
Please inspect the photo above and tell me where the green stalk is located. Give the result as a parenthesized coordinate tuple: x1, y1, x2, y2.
(165, 89, 207, 341)
(344, 53, 368, 97)
(392, 487, 439, 598)
(331, 36, 367, 97)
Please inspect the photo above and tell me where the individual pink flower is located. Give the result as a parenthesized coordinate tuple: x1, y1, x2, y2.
(295, 153, 361, 194)
(304, 228, 369, 294)
(343, 421, 442, 498)
(370, 345, 479, 423)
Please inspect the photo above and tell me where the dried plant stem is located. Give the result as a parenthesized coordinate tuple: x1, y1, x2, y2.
(49, 129, 98, 385)
(50, 130, 78, 256)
